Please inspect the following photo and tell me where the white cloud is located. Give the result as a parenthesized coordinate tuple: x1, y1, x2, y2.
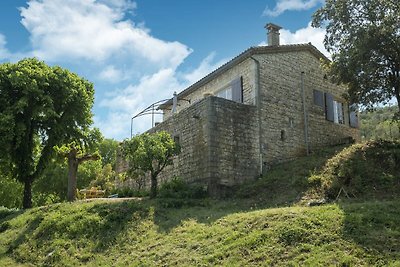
(97, 68, 181, 139)
(20, 0, 191, 68)
(0, 34, 10, 60)
(17, 0, 196, 140)
(12, 1, 230, 140)
(280, 22, 329, 57)
(263, 0, 324, 17)
(98, 65, 124, 82)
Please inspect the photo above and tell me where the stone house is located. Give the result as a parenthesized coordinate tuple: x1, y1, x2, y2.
(143, 23, 359, 195)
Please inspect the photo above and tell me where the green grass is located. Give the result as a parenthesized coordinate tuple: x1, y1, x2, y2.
(1, 199, 399, 266)
(1, 140, 399, 266)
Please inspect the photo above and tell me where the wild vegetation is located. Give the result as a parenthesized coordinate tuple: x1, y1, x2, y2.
(360, 105, 400, 140)
(0, 140, 399, 266)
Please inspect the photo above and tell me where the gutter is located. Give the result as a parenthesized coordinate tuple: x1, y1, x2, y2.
(250, 56, 263, 175)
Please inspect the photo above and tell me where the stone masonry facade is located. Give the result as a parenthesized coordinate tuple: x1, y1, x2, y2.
(150, 96, 259, 195)
(126, 24, 360, 196)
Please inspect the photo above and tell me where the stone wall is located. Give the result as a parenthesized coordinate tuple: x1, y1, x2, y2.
(253, 50, 359, 168)
(206, 97, 259, 195)
(150, 96, 259, 195)
(163, 58, 256, 119)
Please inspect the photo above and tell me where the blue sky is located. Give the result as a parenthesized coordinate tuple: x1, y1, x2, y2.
(0, 0, 327, 140)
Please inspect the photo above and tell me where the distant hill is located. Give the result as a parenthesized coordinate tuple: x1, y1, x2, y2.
(0, 140, 399, 266)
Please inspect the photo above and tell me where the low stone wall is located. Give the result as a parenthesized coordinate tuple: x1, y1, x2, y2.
(149, 96, 259, 195)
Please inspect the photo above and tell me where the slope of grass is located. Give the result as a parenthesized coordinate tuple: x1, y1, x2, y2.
(309, 140, 400, 200)
(235, 140, 400, 205)
(0, 198, 399, 266)
(1, 140, 399, 266)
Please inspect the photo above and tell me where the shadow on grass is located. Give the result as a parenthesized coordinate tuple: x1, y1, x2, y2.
(339, 200, 400, 264)
(232, 145, 350, 208)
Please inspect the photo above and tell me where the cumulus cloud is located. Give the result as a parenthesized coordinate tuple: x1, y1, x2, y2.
(19, 0, 191, 68)
(259, 23, 328, 57)
(263, 0, 324, 17)
(15, 0, 198, 140)
(98, 65, 124, 82)
(280, 22, 328, 57)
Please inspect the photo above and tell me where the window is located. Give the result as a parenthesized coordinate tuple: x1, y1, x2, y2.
(349, 104, 359, 128)
(333, 101, 345, 124)
(216, 86, 232, 100)
(216, 77, 243, 103)
(325, 93, 344, 124)
(313, 89, 324, 108)
(173, 135, 180, 146)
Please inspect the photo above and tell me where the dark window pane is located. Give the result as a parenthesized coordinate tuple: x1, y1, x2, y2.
(231, 77, 243, 103)
(325, 93, 334, 122)
(313, 89, 324, 107)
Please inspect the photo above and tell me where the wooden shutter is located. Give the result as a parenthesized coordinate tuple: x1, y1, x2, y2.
(325, 93, 334, 122)
(313, 89, 324, 108)
(349, 104, 359, 128)
(231, 77, 243, 103)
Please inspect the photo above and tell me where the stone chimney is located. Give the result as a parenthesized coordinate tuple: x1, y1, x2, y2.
(265, 23, 282, 46)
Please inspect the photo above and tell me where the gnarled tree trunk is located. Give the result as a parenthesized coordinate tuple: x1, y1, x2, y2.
(67, 150, 79, 202)
(23, 178, 33, 209)
(150, 173, 158, 199)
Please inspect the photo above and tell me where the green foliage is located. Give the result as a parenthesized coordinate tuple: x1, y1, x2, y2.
(158, 177, 208, 199)
(360, 105, 400, 140)
(89, 164, 116, 194)
(0, 58, 95, 208)
(234, 146, 343, 206)
(122, 131, 180, 198)
(0, 199, 399, 266)
(312, 0, 400, 113)
(98, 138, 119, 168)
(309, 140, 400, 200)
(33, 158, 102, 204)
(54, 128, 102, 201)
(112, 187, 149, 198)
(0, 174, 23, 209)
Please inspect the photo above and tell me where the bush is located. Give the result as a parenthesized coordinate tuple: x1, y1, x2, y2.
(111, 187, 149, 198)
(0, 206, 19, 220)
(315, 140, 400, 200)
(158, 177, 207, 199)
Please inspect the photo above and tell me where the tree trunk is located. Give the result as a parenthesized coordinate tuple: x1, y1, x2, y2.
(67, 154, 79, 202)
(23, 179, 33, 209)
(149, 173, 158, 199)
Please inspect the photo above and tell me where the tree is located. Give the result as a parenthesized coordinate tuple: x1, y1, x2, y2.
(34, 157, 101, 204)
(55, 128, 102, 201)
(121, 131, 180, 198)
(0, 58, 94, 208)
(98, 138, 119, 168)
(312, 0, 400, 114)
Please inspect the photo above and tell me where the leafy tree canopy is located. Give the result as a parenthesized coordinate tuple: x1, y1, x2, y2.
(0, 58, 94, 208)
(312, 0, 400, 113)
(98, 138, 120, 168)
(122, 131, 180, 198)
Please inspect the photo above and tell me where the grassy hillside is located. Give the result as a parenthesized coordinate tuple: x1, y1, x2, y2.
(1, 140, 399, 266)
(1, 199, 399, 266)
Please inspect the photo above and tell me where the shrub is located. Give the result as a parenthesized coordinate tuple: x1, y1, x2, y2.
(158, 177, 207, 199)
(316, 140, 400, 200)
